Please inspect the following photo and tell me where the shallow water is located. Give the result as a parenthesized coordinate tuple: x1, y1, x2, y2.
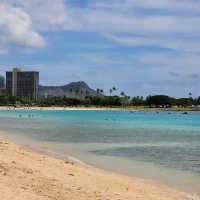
(0, 110, 199, 194)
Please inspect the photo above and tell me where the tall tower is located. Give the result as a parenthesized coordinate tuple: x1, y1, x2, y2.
(6, 68, 39, 100)
(12, 68, 20, 97)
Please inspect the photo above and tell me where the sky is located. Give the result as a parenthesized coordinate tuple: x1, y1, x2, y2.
(0, 0, 200, 97)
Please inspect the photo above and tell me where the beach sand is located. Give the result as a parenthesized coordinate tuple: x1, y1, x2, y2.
(0, 106, 122, 111)
(0, 105, 199, 112)
(0, 138, 198, 200)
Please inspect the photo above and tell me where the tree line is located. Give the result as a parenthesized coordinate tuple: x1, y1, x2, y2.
(0, 94, 199, 107)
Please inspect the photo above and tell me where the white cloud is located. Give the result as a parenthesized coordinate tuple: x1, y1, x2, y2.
(1, 0, 200, 59)
(104, 33, 200, 53)
(7, 0, 200, 34)
(0, 2, 46, 53)
(90, 0, 200, 14)
(8, 0, 83, 31)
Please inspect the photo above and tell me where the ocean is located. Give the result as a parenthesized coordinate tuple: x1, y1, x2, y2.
(0, 109, 199, 194)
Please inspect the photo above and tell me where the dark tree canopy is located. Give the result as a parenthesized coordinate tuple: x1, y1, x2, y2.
(146, 95, 175, 106)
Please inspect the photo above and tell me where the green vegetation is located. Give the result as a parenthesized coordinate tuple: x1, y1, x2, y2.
(0, 94, 200, 110)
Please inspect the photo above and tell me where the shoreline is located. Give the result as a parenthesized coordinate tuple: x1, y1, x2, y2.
(0, 105, 200, 112)
(2, 132, 200, 196)
(0, 136, 199, 200)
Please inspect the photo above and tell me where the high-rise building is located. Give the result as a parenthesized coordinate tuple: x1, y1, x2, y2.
(6, 68, 39, 100)
(0, 75, 5, 89)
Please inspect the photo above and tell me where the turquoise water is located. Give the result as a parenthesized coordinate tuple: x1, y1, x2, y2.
(0, 110, 200, 193)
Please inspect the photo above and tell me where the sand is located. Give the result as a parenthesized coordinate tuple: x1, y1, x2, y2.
(0, 138, 198, 200)
(0, 105, 199, 112)
(0, 106, 123, 111)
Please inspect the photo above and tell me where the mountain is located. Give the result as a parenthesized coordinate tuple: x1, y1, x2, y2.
(38, 81, 98, 99)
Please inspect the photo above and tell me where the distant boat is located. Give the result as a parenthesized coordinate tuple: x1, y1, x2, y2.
(129, 110, 140, 113)
(182, 112, 188, 115)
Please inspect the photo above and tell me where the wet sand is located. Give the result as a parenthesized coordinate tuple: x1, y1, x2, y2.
(0, 137, 198, 200)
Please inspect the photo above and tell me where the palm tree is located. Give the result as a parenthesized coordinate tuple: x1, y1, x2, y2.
(120, 91, 128, 107)
(112, 86, 117, 96)
(120, 91, 125, 97)
(189, 92, 192, 98)
(100, 89, 104, 95)
(109, 89, 113, 96)
(112, 86, 116, 91)
(96, 88, 100, 94)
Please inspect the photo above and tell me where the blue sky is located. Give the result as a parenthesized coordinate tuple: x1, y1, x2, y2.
(0, 0, 200, 97)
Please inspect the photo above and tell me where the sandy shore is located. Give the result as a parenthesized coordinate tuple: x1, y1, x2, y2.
(0, 138, 198, 200)
(0, 106, 124, 111)
(0, 105, 199, 112)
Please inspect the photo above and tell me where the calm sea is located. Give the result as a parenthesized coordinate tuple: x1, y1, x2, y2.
(0, 110, 199, 194)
